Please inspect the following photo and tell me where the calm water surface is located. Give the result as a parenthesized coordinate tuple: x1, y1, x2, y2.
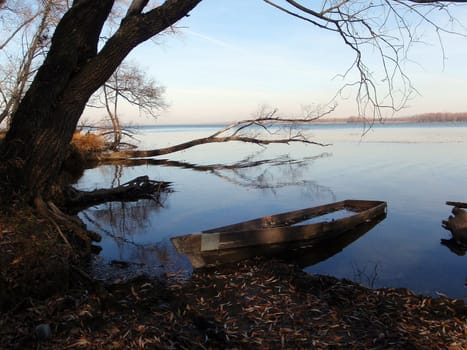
(77, 123, 467, 300)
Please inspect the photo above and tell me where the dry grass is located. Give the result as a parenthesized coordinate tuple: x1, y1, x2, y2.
(71, 131, 106, 152)
(1, 130, 105, 152)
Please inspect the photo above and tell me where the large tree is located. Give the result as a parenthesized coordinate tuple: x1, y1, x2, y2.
(0, 0, 465, 208)
(0, 0, 202, 205)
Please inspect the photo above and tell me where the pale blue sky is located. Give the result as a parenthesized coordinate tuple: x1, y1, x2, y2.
(91, 0, 467, 125)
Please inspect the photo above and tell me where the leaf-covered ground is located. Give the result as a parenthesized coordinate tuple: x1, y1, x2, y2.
(1, 251, 465, 349)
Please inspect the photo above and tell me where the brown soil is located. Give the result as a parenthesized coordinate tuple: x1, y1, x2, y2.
(0, 212, 466, 349)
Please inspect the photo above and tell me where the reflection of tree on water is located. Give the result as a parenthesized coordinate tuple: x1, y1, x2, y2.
(82, 151, 336, 274)
(351, 261, 381, 288)
(111, 163, 124, 188)
(82, 200, 191, 279)
(91, 239, 189, 281)
(94, 151, 335, 196)
(82, 199, 163, 244)
(81, 198, 169, 273)
(206, 152, 334, 197)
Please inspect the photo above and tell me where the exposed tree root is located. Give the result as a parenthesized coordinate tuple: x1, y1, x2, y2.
(27, 176, 170, 251)
(48, 215, 72, 249)
(33, 195, 101, 251)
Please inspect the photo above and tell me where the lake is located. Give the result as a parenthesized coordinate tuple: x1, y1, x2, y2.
(77, 123, 467, 300)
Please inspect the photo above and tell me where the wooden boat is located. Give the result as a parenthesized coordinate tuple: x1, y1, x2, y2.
(171, 199, 387, 268)
(276, 214, 386, 268)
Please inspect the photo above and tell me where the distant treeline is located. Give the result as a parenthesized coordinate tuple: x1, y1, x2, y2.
(341, 112, 467, 124)
(391, 112, 467, 123)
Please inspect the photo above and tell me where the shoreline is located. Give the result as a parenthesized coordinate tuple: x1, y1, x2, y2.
(3, 119, 467, 132)
(0, 210, 465, 349)
(1, 253, 465, 349)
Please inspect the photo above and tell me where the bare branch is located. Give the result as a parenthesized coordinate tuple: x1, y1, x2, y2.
(89, 62, 166, 150)
(125, 0, 150, 18)
(0, 0, 69, 125)
(93, 134, 329, 161)
(263, 0, 467, 123)
(262, 0, 337, 31)
(0, 12, 40, 50)
(84, 106, 333, 161)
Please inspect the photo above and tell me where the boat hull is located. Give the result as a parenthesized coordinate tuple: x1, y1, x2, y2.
(171, 200, 387, 268)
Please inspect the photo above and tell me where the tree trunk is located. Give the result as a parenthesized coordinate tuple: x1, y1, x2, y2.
(0, 0, 202, 203)
(0, 0, 115, 201)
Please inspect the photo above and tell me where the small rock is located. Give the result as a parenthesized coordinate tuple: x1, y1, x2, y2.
(35, 323, 52, 340)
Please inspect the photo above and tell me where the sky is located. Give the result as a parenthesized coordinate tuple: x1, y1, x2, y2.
(84, 0, 467, 125)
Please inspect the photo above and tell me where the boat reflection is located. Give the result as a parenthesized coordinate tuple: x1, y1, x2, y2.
(278, 214, 386, 268)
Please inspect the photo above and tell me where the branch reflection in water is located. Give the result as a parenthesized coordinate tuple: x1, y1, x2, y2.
(81, 151, 335, 279)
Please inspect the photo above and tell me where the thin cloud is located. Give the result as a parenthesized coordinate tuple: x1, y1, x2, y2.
(183, 29, 248, 54)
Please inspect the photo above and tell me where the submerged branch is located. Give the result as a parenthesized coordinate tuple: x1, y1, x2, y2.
(65, 176, 172, 213)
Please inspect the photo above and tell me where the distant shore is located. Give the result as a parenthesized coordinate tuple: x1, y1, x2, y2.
(2, 112, 467, 132)
(311, 112, 467, 125)
(134, 112, 467, 127)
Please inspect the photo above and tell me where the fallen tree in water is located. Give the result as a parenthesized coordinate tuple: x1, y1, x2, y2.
(81, 109, 332, 162)
(64, 176, 171, 214)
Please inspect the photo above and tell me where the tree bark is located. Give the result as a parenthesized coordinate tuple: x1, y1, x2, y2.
(0, 0, 202, 203)
(0, 0, 115, 200)
(93, 134, 328, 161)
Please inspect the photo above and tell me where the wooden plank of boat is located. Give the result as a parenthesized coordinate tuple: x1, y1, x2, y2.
(190, 214, 387, 269)
(171, 199, 387, 268)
